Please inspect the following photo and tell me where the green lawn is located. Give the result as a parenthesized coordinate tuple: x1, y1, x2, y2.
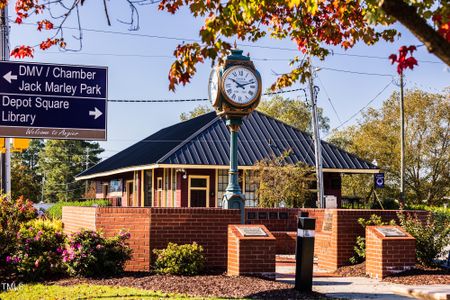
(0, 284, 218, 300)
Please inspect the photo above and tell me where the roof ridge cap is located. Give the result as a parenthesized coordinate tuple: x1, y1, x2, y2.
(156, 114, 220, 164)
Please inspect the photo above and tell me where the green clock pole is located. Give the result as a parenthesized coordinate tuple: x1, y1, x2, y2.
(223, 117, 245, 224)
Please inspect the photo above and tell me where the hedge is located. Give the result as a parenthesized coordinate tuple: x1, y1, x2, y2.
(46, 199, 110, 219)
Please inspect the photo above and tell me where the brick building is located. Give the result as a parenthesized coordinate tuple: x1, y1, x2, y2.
(76, 111, 379, 208)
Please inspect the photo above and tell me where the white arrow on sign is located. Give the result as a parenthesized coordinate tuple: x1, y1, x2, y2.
(3, 71, 18, 83)
(89, 107, 103, 120)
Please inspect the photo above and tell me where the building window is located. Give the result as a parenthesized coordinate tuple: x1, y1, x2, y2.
(244, 170, 258, 207)
(217, 169, 252, 207)
(157, 177, 163, 207)
(102, 184, 109, 199)
(109, 179, 122, 194)
(217, 169, 228, 207)
(172, 169, 177, 207)
(144, 170, 152, 207)
(165, 169, 170, 207)
(188, 175, 209, 207)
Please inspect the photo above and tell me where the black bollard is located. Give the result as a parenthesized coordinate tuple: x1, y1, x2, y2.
(294, 216, 316, 292)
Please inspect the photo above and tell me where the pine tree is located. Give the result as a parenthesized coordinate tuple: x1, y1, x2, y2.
(11, 139, 44, 201)
(38, 140, 103, 202)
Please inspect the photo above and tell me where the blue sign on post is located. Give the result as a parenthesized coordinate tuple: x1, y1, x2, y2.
(374, 173, 385, 189)
(0, 61, 107, 140)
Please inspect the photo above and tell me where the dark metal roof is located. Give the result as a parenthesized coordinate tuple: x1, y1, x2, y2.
(78, 111, 377, 178)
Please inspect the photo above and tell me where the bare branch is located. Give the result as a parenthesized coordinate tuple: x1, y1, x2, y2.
(103, 0, 111, 26)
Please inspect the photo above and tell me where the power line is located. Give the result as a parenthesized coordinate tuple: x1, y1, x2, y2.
(40, 50, 295, 62)
(320, 67, 394, 77)
(325, 79, 394, 135)
(316, 75, 342, 123)
(107, 87, 305, 103)
(11, 20, 442, 65)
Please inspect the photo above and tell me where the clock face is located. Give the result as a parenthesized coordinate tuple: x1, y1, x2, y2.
(208, 68, 219, 106)
(222, 66, 260, 106)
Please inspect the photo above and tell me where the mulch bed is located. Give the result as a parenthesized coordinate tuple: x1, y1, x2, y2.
(334, 262, 367, 277)
(335, 262, 450, 285)
(383, 265, 450, 285)
(50, 272, 330, 299)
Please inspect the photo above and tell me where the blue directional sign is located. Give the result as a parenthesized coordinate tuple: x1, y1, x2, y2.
(0, 61, 107, 140)
(374, 173, 385, 189)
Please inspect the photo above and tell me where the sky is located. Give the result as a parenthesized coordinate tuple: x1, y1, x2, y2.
(7, 1, 450, 160)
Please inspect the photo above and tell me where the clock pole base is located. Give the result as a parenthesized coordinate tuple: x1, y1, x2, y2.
(222, 192, 245, 224)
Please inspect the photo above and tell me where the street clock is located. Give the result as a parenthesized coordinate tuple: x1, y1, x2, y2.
(208, 49, 262, 222)
(208, 49, 262, 117)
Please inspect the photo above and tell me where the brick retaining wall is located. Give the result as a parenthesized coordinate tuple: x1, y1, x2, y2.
(62, 207, 427, 272)
(62, 207, 240, 271)
(62, 206, 96, 233)
(148, 208, 241, 268)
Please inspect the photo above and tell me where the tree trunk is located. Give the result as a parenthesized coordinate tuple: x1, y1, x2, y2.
(381, 0, 450, 66)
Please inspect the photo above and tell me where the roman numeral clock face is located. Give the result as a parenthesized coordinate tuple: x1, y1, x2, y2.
(222, 66, 259, 106)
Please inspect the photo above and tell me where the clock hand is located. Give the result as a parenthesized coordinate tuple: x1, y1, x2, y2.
(230, 78, 245, 89)
(240, 80, 255, 87)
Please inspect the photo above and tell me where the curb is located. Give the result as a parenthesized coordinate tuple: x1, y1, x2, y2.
(392, 286, 450, 300)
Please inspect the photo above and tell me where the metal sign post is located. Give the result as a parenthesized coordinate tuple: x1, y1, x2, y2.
(1, 5, 11, 195)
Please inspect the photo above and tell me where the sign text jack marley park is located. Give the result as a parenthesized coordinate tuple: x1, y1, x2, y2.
(0, 61, 107, 141)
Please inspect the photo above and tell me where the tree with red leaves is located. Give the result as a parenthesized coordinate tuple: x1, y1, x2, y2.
(1, 0, 449, 90)
(389, 46, 419, 75)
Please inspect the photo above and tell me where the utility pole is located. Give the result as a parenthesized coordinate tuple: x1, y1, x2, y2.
(0, 5, 11, 197)
(399, 73, 405, 205)
(308, 60, 325, 208)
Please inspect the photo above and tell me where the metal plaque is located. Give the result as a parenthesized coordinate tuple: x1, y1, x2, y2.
(0, 61, 107, 140)
(237, 227, 268, 237)
(247, 212, 257, 220)
(279, 212, 288, 220)
(269, 212, 278, 219)
(258, 212, 268, 219)
(376, 227, 406, 237)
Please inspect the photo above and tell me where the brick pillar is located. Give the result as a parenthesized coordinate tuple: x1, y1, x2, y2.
(366, 226, 416, 279)
(227, 225, 276, 276)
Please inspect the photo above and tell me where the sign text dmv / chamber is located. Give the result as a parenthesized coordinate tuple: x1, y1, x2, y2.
(0, 61, 107, 140)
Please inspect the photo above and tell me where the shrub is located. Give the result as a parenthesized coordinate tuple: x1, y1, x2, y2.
(46, 199, 110, 219)
(349, 214, 396, 264)
(153, 242, 205, 275)
(398, 212, 450, 266)
(64, 229, 132, 277)
(370, 198, 400, 210)
(405, 204, 450, 223)
(6, 219, 66, 281)
(0, 196, 37, 273)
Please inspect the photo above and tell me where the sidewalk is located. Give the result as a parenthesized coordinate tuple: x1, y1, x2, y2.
(275, 256, 450, 300)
